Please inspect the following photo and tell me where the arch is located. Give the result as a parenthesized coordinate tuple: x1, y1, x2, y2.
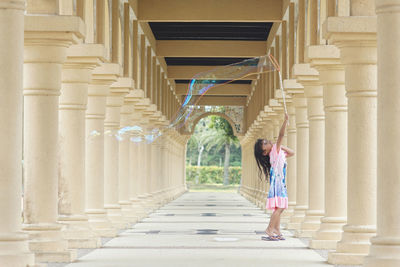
(188, 112, 241, 136)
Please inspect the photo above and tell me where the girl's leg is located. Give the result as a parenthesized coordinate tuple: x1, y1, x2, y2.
(266, 209, 279, 237)
(275, 208, 285, 236)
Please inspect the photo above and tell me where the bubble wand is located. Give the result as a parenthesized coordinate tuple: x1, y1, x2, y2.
(268, 54, 288, 117)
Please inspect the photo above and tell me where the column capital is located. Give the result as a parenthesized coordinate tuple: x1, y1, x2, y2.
(323, 16, 377, 49)
(92, 63, 121, 84)
(89, 63, 120, 96)
(65, 44, 106, 70)
(307, 45, 341, 67)
(24, 15, 85, 48)
(134, 98, 152, 111)
(110, 77, 133, 96)
(293, 63, 319, 86)
(284, 78, 304, 97)
(125, 89, 145, 104)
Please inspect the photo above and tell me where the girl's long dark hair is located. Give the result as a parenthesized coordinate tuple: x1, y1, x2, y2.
(254, 139, 271, 182)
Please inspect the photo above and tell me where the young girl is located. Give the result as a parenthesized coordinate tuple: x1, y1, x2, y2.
(254, 113, 294, 241)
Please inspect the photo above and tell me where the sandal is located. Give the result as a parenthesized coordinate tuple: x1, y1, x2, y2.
(276, 234, 285, 240)
(261, 235, 279, 241)
(263, 229, 280, 241)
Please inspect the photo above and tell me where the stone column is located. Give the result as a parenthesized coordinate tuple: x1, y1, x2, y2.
(324, 13, 377, 265)
(164, 134, 172, 200)
(364, 1, 400, 266)
(23, 15, 84, 262)
(295, 64, 325, 238)
(137, 117, 155, 211)
(149, 128, 161, 206)
(129, 112, 148, 220)
(154, 131, 165, 204)
(308, 45, 348, 250)
(136, 138, 151, 213)
(285, 104, 297, 222)
(118, 100, 138, 222)
(285, 79, 309, 231)
(158, 129, 168, 201)
(59, 44, 105, 249)
(104, 77, 130, 229)
(85, 63, 119, 237)
(0, 1, 35, 265)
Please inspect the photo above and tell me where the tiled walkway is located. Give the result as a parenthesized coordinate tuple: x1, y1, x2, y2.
(62, 192, 335, 267)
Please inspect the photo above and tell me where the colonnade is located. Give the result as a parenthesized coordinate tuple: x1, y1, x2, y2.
(0, 0, 187, 265)
(240, 0, 400, 266)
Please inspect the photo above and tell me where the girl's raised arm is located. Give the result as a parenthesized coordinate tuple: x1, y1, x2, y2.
(276, 113, 289, 151)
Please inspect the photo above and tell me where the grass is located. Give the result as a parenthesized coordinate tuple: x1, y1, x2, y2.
(186, 182, 240, 192)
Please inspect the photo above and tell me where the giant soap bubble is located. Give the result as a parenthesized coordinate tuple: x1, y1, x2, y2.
(90, 55, 286, 144)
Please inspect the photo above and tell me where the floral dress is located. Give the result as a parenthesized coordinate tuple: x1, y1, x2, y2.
(266, 143, 288, 210)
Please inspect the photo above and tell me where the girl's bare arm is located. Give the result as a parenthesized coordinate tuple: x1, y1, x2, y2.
(276, 113, 289, 151)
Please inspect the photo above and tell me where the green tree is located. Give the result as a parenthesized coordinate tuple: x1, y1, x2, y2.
(186, 118, 214, 184)
(207, 116, 240, 185)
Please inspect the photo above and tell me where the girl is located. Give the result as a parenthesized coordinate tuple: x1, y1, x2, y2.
(254, 113, 294, 241)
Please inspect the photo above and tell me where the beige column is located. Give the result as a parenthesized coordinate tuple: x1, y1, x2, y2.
(136, 136, 153, 213)
(295, 64, 325, 238)
(259, 121, 269, 210)
(309, 45, 348, 250)
(23, 15, 84, 262)
(325, 12, 377, 265)
(155, 135, 163, 202)
(129, 114, 148, 220)
(285, 79, 309, 230)
(104, 77, 130, 229)
(138, 117, 156, 210)
(59, 44, 104, 249)
(123, 91, 148, 221)
(149, 125, 162, 206)
(284, 104, 297, 222)
(254, 122, 264, 208)
(85, 63, 119, 238)
(160, 131, 170, 201)
(145, 134, 156, 205)
(0, 1, 35, 266)
(118, 100, 138, 222)
(364, 1, 400, 266)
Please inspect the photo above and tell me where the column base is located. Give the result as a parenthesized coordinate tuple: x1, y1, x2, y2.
(295, 210, 324, 237)
(363, 236, 400, 267)
(144, 193, 159, 210)
(34, 250, 77, 263)
(280, 208, 294, 226)
(105, 204, 130, 229)
(58, 214, 101, 249)
(309, 216, 346, 250)
(119, 201, 140, 223)
(287, 205, 308, 230)
(137, 195, 154, 214)
(129, 198, 147, 220)
(309, 239, 338, 250)
(328, 224, 376, 265)
(86, 209, 118, 237)
(22, 223, 76, 263)
(0, 232, 35, 266)
(328, 251, 366, 265)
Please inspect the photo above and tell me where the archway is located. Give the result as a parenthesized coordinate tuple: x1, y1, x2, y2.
(185, 115, 242, 191)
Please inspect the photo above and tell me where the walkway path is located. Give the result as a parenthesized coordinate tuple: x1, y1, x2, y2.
(64, 192, 333, 267)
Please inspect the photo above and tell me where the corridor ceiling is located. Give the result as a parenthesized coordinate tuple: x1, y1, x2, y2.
(133, 0, 283, 107)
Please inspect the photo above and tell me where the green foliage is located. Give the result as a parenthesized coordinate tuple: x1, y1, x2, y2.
(186, 166, 242, 184)
(186, 116, 242, 167)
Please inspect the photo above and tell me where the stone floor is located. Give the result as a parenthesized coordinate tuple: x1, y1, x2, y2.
(48, 192, 361, 267)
